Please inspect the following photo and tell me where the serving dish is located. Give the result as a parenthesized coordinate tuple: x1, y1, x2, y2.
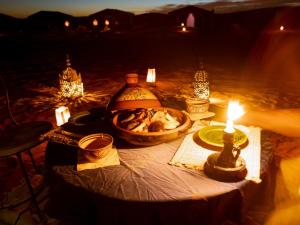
(112, 107, 191, 146)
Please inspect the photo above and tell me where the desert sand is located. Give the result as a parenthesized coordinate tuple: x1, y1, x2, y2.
(1, 26, 300, 225)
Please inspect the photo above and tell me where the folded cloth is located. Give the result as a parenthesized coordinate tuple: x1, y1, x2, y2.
(77, 148, 120, 171)
(170, 121, 261, 183)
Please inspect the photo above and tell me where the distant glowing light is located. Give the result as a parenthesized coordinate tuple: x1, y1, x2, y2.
(93, 19, 98, 26)
(64, 20, 70, 27)
(280, 25, 285, 31)
(146, 68, 156, 84)
(105, 19, 110, 26)
(181, 22, 184, 27)
(182, 27, 186, 32)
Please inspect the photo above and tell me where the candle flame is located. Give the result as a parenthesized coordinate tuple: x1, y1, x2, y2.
(227, 101, 244, 121)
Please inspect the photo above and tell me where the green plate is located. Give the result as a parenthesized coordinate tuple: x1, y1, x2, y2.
(198, 125, 248, 148)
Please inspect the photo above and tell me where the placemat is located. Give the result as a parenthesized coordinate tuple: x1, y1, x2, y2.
(77, 147, 120, 171)
(170, 121, 262, 182)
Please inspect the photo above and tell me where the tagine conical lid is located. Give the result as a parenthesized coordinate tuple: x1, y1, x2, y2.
(109, 73, 161, 111)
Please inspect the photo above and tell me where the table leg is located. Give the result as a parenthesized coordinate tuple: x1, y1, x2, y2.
(17, 152, 46, 225)
(28, 149, 40, 174)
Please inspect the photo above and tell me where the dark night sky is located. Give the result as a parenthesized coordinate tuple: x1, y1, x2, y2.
(0, 0, 300, 18)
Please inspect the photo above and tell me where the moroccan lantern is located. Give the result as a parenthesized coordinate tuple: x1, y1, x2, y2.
(193, 66, 209, 100)
(59, 55, 84, 98)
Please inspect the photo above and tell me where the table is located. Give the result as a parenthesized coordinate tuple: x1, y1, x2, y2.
(0, 121, 52, 224)
(45, 130, 275, 225)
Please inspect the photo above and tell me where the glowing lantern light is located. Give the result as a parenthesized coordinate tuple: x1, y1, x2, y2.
(280, 25, 284, 31)
(193, 68, 209, 100)
(59, 55, 84, 98)
(105, 19, 110, 26)
(55, 106, 70, 126)
(181, 22, 184, 27)
(146, 68, 156, 84)
(182, 27, 186, 32)
(64, 20, 70, 27)
(93, 19, 98, 26)
(225, 101, 244, 133)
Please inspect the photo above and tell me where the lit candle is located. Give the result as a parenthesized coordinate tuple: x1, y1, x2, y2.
(55, 106, 70, 126)
(224, 101, 244, 133)
(146, 68, 156, 84)
(280, 25, 284, 31)
(181, 22, 184, 27)
(182, 27, 186, 32)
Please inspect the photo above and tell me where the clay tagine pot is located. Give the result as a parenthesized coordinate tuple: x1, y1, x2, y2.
(108, 73, 161, 111)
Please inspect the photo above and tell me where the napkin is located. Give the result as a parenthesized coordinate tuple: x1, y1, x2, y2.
(77, 147, 120, 171)
(170, 121, 262, 183)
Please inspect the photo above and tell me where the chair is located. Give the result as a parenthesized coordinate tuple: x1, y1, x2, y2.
(0, 74, 53, 224)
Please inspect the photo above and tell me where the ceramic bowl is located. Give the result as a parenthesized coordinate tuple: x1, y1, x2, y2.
(78, 133, 113, 162)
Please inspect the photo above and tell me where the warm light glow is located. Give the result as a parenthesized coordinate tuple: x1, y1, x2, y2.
(55, 106, 70, 126)
(64, 20, 70, 27)
(280, 25, 285, 31)
(146, 68, 156, 83)
(193, 70, 209, 100)
(105, 19, 110, 26)
(182, 27, 186, 32)
(93, 19, 98, 26)
(59, 60, 84, 98)
(181, 22, 184, 27)
(225, 101, 244, 133)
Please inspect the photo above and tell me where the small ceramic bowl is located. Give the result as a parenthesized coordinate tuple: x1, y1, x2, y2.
(78, 133, 113, 162)
(185, 97, 210, 113)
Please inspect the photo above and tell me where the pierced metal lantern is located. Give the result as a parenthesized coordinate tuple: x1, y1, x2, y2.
(59, 55, 84, 98)
(193, 69, 209, 100)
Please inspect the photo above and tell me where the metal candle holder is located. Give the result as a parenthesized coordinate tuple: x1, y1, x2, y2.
(204, 130, 247, 182)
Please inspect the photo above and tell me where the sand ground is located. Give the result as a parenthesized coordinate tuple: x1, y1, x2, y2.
(1, 29, 300, 225)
